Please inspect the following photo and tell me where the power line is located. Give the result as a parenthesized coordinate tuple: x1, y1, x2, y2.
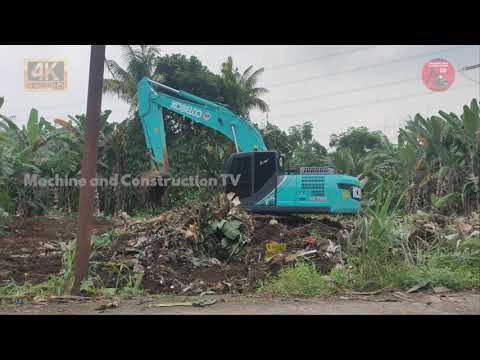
(264, 46, 378, 71)
(266, 45, 474, 89)
(462, 64, 480, 71)
(272, 76, 420, 105)
(272, 59, 477, 105)
(271, 83, 477, 119)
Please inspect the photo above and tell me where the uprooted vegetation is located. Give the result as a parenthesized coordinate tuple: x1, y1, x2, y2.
(1, 189, 479, 303)
(0, 192, 348, 301)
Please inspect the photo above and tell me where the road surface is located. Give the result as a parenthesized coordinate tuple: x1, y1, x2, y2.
(1, 292, 479, 314)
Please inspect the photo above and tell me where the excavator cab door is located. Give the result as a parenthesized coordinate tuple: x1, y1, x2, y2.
(225, 151, 280, 203)
(225, 152, 253, 199)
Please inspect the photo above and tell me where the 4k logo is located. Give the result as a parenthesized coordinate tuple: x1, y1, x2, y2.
(24, 60, 67, 91)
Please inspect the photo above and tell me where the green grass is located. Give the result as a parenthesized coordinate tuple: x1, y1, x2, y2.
(257, 253, 480, 298)
(0, 276, 66, 303)
(258, 262, 336, 297)
(328, 254, 480, 292)
(0, 207, 10, 236)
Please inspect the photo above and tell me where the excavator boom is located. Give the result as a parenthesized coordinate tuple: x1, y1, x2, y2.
(137, 77, 266, 174)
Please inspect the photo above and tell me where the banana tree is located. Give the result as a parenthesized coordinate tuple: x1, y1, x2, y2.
(0, 103, 64, 215)
(54, 110, 116, 215)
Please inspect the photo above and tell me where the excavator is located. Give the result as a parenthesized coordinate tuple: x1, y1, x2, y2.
(137, 77, 361, 214)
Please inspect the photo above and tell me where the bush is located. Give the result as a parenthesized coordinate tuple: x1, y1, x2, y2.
(0, 207, 8, 236)
(258, 262, 336, 297)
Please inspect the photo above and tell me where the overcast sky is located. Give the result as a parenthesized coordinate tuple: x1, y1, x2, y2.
(0, 45, 479, 147)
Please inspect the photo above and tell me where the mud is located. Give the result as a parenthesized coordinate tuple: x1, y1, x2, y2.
(0, 216, 113, 284)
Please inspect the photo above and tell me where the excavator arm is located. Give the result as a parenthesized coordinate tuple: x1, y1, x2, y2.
(137, 77, 267, 174)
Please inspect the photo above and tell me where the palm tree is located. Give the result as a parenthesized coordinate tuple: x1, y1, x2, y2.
(103, 45, 163, 111)
(220, 56, 269, 117)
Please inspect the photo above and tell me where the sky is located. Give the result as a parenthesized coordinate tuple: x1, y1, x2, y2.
(0, 45, 479, 147)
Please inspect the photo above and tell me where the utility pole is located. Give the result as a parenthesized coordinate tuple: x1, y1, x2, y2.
(71, 45, 106, 295)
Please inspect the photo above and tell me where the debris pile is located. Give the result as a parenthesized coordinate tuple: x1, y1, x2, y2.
(406, 210, 480, 250)
(107, 193, 346, 295)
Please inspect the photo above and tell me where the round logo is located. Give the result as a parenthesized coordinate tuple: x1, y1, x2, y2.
(203, 112, 211, 121)
(422, 58, 455, 92)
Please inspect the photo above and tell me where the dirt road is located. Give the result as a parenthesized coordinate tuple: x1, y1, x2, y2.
(1, 292, 479, 315)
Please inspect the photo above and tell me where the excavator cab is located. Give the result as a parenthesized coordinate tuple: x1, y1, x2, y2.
(225, 151, 281, 199)
(224, 150, 361, 214)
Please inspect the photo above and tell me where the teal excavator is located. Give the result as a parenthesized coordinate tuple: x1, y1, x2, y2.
(137, 77, 361, 214)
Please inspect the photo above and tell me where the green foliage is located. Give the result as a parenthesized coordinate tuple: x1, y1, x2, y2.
(259, 121, 293, 159)
(329, 253, 480, 292)
(116, 285, 145, 299)
(325, 100, 480, 214)
(257, 121, 328, 167)
(431, 193, 460, 210)
(0, 206, 9, 236)
(58, 240, 76, 293)
(457, 234, 480, 253)
(330, 126, 388, 155)
(220, 56, 269, 116)
(104, 45, 163, 111)
(79, 277, 98, 296)
(0, 276, 67, 302)
(156, 54, 224, 101)
(287, 122, 327, 167)
(202, 219, 246, 260)
(258, 262, 336, 297)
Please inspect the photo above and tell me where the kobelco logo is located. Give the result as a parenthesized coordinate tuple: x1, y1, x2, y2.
(170, 101, 202, 118)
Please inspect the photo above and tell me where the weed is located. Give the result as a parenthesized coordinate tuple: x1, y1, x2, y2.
(0, 207, 9, 236)
(0, 275, 66, 303)
(58, 240, 76, 293)
(258, 262, 336, 297)
(328, 250, 480, 292)
(79, 277, 99, 296)
(116, 285, 145, 299)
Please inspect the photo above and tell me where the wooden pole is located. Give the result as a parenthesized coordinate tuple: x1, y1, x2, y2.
(71, 45, 106, 294)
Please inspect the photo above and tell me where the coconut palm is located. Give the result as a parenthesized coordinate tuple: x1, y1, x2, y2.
(103, 45, 164, 111)
(220, 56, 269, 117)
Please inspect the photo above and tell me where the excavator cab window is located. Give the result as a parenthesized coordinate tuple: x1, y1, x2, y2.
(253, 152, 277, 192)
(226, 154, 253, 199)
(225, 151, 279, 199)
